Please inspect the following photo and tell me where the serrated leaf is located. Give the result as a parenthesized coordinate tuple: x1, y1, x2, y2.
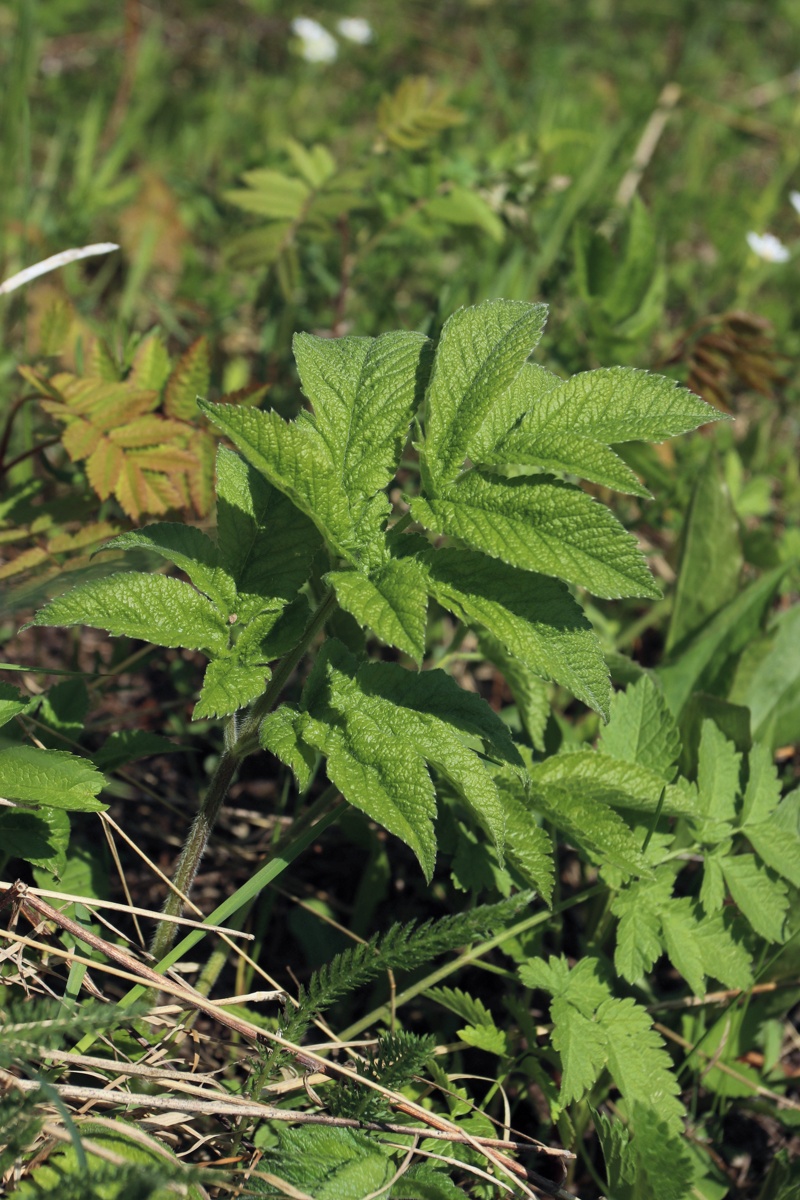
(596, 1103, 694, 1200)
(530, 751, 694, 816)
(666, 452, 742, 654)
(740, 741, 781, 827)
(293, 328, 432, 555)
(412, 470, 660, 600)
(214, 445, 321, 620)
(194, 658, 270, 719)
(326, 557, 428, 661)
(422, 299, 547, 485)
(293, 642, 520, 877)
(30, 573, 230, 656)
(102, 523, 236, 612)
(598, 674, 680, 781)
(600, 997, 684, 1133)
(700, 847, 727, 916)
(0, 745, 105, 811)
(611, 873, 673, 982)
(660, 898, 710, 997)
(532, 779, 651, 878)
(423, 547, 610, 717)
(721, 854, 788, 942)
(457, 1022, 509, 1055)
(303, 705, 439, 879)
(0, 806, 70, 875)
(128, 333, 171, 391)
(491, 423, 650, 496)
(163, 336, 210, 420)
(691, 911, 753, 991)
(696, 720, 740, 831)
(260, 705, 317, 793)
(491, 771, 555, 903)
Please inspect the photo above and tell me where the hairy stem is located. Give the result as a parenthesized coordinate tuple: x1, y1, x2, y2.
(150, 588, 337, 961)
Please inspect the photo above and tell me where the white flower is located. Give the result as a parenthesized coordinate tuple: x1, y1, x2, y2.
(336, 17, 373, 44)
(746, 231, 790, 263)
(790, 190, 800, 215)
(291, 17, 338, 63)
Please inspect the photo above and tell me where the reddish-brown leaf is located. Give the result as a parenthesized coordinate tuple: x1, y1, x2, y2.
(107, 416, 188, 448)
(86, 440, 124, 500)
(62, 417, 103, 461)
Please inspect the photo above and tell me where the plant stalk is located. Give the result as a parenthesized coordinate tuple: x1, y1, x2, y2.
(150, 589, 337, 962)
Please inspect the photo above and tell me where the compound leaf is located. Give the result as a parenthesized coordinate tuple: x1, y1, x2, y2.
(326, 557, 428, 662)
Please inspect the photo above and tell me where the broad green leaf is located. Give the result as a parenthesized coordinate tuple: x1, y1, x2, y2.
(423, 547, 610, 717)
(326, 557, 428, 662)
(102, 523, 236, 612)
(194, 658, 270, 720)
(302, 706, 439, 880)
(513, 366, 719, 446)
(292, 642, 519, 877)
(202, 401, 355, 558)
(422, 298, 547, 484)
(204, 329, 429, 564)
(260, 705, 317, 793)
(678, 693, 751, 781)
(666, 453, 742, 654)
(0, 806, 70, 875)
(521, 953, 612, 1015)
(214, 445, 321, 619)
(293, 329, 432, 508)
(469, 361, 561, 462)
(490, 423, 649, 496)
(598, 674, 680, 781)
(658, 564, 789, 717)
(0, 683, 28, 729)
(721, 854, 788, 942)
(0, 744, 105, 811)
(730, 604, 800, 750)
(30, 573, 230, 656)
(412, 470, 659, 600)
(530, 751, 695, 816)
(696, 721, 740, 831)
